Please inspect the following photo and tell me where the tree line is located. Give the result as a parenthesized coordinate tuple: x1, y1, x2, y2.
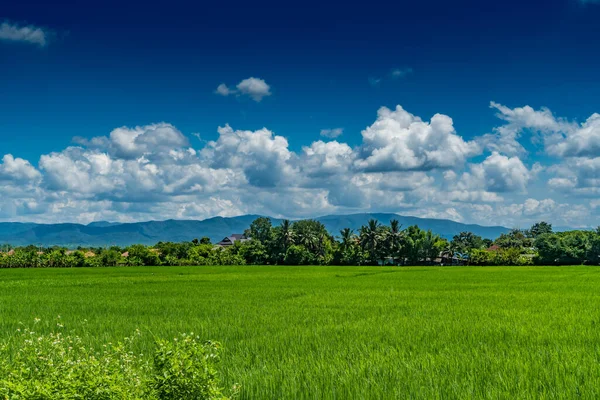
(1, 218, 599, 268)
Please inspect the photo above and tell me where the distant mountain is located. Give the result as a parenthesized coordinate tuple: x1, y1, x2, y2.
(315, 213, 509, 241)
(0, 214, 510, 247)
(86, 221, 123, 228)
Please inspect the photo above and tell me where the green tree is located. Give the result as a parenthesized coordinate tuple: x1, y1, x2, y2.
(238, 239, 269, 265)
(528, 222, 553, 238)
(245, 217, 273, 244)
(495, 229, 532, 249)
(284, 245, 312, 265)
(451, 231, 485, 255)
(534, 233, 562, 265)
(586, 227, 600, 265)
(99, 249, 122, 267)
(292, 220, 332, 264)
(126, 245, 161, 266)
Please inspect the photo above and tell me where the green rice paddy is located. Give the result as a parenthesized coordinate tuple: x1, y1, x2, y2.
(1, 266, 600, 399)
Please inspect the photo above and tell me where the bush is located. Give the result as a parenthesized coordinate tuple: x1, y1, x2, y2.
(0, 322, 236, 400)
(152, 335, 233, 400)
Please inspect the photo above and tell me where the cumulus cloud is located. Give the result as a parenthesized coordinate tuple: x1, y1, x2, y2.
(0, 21, 48, 46)
(545, 113, 600, 158)
(465, 152, 532, 193)
(547, 157, 600, 195)
(201, 125, 295, 187)
(215, 77, 272, 102)
(301, 140, 355, 178)
(1, 102, 599, 228)
(320, 128, 343, 138)
(236, 77, 272, 101)
(214, 83, 233, 96)
(483, 102, 600, 201)
(477, 102, 570, 156)
(75, 123, 189, 160)
(483, 101, 600, 160)
(355, 105, 480, 172)
(0, 154, 41, 182)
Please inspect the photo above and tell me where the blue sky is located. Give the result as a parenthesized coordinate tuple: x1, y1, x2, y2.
(1, 0, 599, 227)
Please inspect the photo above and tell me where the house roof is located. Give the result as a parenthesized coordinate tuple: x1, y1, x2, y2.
(217, 233, 249, 246)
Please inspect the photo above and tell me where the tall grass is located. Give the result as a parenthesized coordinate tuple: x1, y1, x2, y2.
(1, 266, 600, 398)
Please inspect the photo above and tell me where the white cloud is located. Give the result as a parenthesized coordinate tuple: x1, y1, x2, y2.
(2, 102, 600, 228)
(215, 83, 233, 96)
(214, 77, 272, 102)
(483, 102, 600, 202)
(548, 157, 600, 194)
(0, 21, 48, 46)
(355, 105, 480, 172)
(477, 102, 570, 156)
(545, 113, 600, 158)
(464, 152, 532, 193)
(483, 102, 600, 159)
(0, 154, 41, 182)
(201, 124, 295, 187)
(236, 77, 272, 101)
(75, 123, 189, 160)
(320, 128, 343, 138)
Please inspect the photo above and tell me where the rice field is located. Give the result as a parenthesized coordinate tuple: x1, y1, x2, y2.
(1, 265, 600, 399)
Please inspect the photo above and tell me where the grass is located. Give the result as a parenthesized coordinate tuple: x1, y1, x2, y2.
(1, 265, 600, 399)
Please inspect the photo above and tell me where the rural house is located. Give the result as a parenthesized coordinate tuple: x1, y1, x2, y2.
(216, 234, 249, 247)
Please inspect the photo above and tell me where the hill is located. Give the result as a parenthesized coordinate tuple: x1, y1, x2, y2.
(0, 214, 510, 247)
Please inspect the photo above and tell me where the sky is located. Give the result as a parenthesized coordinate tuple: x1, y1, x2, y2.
(1, 0, 600, 228)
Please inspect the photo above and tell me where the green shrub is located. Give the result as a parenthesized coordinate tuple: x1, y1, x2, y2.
(0, 323, 235, 400)
(152, 334, 234, 400)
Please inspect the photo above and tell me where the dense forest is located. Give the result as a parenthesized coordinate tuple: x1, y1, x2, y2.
(1, 217, 599, 268)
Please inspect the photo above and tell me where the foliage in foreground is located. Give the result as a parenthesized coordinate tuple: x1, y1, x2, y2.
(0, 323, 235, 400)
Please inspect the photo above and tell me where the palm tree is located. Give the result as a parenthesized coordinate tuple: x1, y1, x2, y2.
(359, 219, 383, 265)
(387, 219, 403, 265)
(340, 228, 355, 252)
(422, 230, 443, 264)
(299, 231, 319, 253)
(278, 219, 295, 252)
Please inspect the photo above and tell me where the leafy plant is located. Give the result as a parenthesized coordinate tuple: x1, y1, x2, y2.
(0, 322, 235, 400)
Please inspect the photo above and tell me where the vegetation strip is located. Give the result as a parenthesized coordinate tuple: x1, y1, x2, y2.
(1, 218, 599, 267)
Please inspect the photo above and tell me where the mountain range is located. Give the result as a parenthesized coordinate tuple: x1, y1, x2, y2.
(0, 214, 511, 248)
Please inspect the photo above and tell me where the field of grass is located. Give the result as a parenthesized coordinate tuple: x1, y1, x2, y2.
(1, 266, 600, 399)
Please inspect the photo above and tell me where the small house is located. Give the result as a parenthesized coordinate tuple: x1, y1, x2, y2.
(216, 234, 249, 247)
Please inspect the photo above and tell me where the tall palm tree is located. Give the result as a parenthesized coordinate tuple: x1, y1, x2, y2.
(359, 219, 383, 265)
(422, 230, 442, 264)
(340, 228, 355, 252)
(387, 219, 403, 265)
(299, 231, 319, 253)
(278, 219, 295, 252)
